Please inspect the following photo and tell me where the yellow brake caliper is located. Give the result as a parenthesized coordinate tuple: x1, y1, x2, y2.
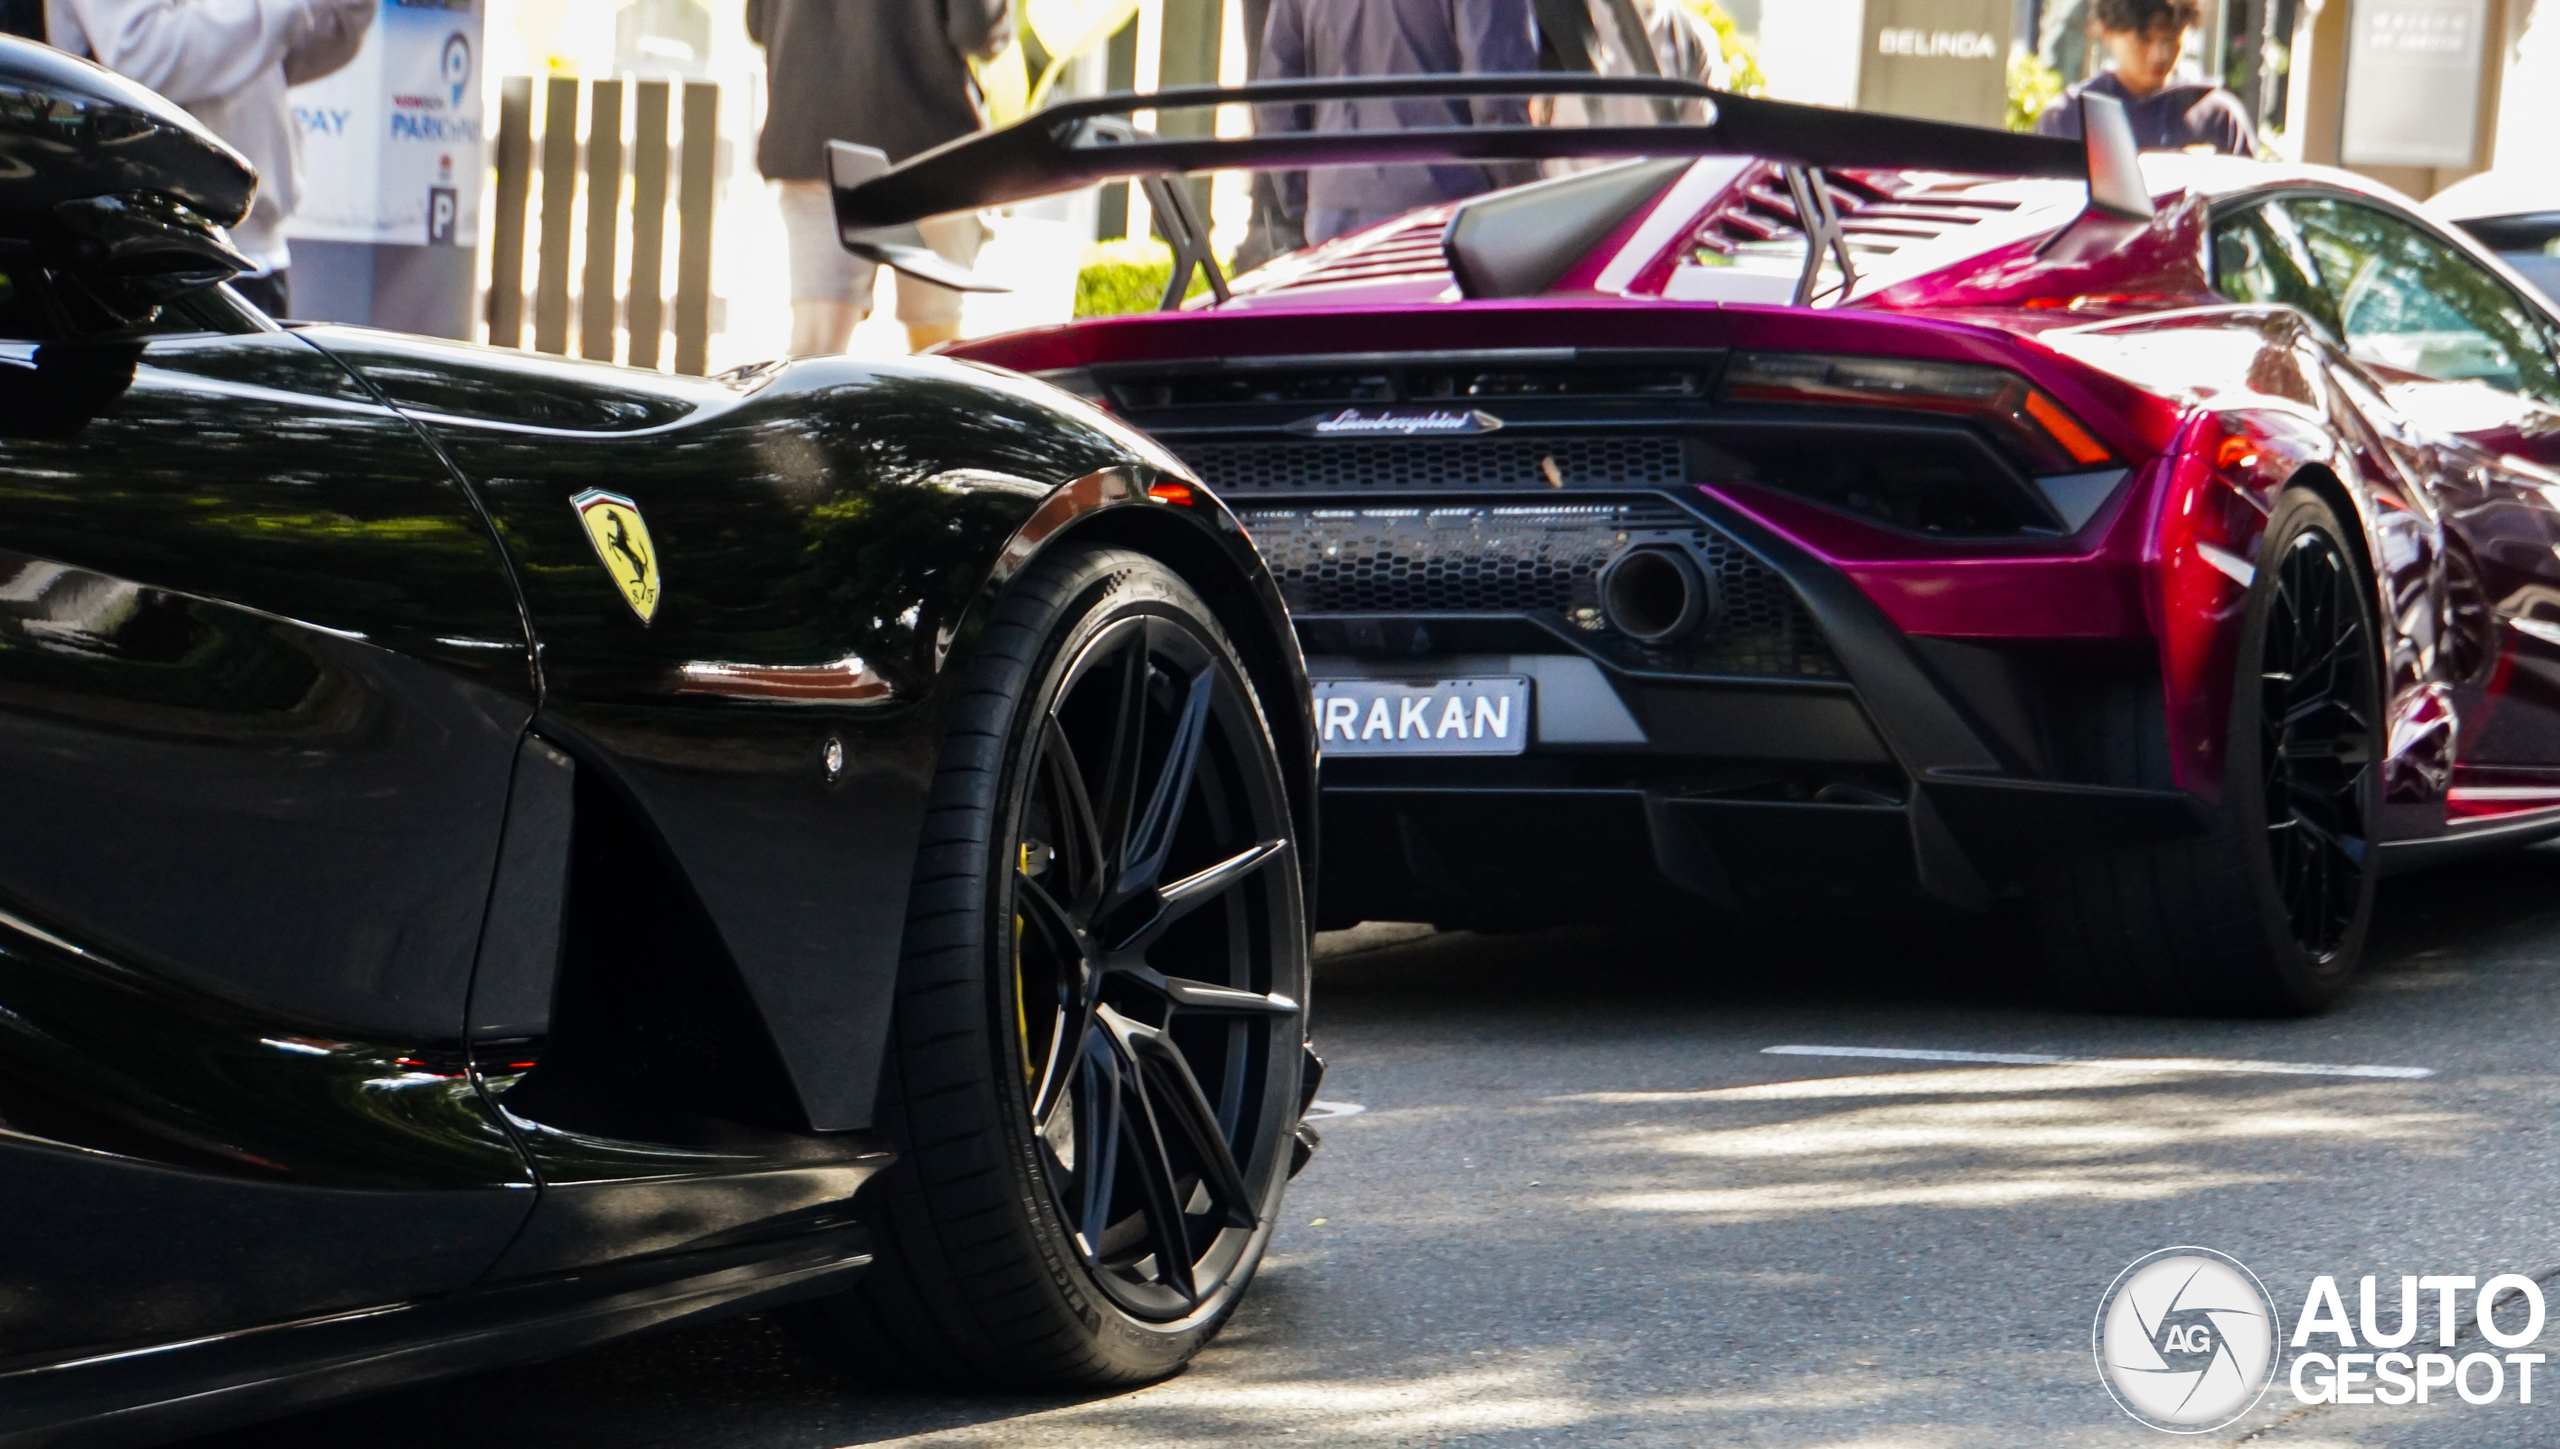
(1016, 842, 1036, 1087)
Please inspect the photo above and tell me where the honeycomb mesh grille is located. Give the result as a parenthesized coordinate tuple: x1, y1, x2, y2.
(1237, 501, 1840, 679)
(1177, 436, 1685, 492)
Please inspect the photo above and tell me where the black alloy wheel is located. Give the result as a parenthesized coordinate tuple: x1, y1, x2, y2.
(2036, 488, 2381, 1014)
(2257, 524, 2379, 961)
(792, 544, 1310, 1386)
(1010, 610, 1302, 1319)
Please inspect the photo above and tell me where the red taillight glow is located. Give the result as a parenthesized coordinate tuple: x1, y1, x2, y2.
(1721, 351, 2114, 472)
(1148, 481, 1195, 506)
(2022, 389, 2111, 465)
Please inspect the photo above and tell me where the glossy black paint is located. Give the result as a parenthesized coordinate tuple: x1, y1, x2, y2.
(302, 327, 1311, 1133)
(467, 734, 576, 1042)
(0, 38, 254, 226)
(0, 326, 544, 1364)
(462, 739, 904, 1279)
(0, 330, 534, 1033)
(0, 913, 534, 1364)
(0, 1226, 873, 1448)
(0, 288, 1308, 1439)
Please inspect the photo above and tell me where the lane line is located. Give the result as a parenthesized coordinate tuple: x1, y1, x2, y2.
(1761, 1044, 2434, 1080)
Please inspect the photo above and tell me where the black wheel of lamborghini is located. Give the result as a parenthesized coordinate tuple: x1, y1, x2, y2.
(2253, 516, 2384, 960)
(788, 544, 1311, 1387)
(2038, 487, 2381, 1014)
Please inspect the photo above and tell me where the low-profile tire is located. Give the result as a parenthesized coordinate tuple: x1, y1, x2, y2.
(2037, 487, 2381, 1014)
(788, 543, 1311, 1387)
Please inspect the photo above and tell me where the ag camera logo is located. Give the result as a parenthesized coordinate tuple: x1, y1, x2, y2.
(2095, 1247, 2280, 1432)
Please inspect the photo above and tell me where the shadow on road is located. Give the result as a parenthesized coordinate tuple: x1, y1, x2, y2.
(1314, 836, 2560, 1020)
(171, 845, 2560, 1448)
(2361, 840, 2560, 978)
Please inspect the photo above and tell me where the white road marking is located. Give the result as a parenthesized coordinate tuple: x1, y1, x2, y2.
(1304, 1100, 1367, 1120)
(1760, 1044, 2434, 1079)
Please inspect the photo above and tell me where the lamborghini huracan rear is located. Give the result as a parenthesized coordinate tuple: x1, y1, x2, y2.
(862, 77, 2560, 1013)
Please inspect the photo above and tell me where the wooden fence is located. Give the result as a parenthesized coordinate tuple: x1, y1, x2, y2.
(487, 76, 719, 374)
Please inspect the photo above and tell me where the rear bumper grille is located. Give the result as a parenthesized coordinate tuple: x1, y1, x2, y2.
(1236, 500, 1840, 679)
(1179, 435, 1684, 492)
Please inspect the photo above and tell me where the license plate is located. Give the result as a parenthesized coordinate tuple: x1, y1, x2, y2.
(1313, 677, 1529, 756)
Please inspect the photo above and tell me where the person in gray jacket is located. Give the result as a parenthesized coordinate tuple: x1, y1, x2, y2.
(1260, 0, 1539, 245)
(47, 0, 374, 316)
(750, 0, 1011, 354)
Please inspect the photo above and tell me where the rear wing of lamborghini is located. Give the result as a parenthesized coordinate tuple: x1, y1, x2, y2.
(828, 76, 2152, 309)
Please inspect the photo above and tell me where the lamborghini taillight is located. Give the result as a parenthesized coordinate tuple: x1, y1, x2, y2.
(1719, 352, 2113, 473)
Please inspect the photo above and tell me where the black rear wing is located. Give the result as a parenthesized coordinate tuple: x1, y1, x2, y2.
(828, 77, 2151, 308)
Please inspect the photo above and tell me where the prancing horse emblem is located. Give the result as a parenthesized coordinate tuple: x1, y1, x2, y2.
(570, 489, 661, 623)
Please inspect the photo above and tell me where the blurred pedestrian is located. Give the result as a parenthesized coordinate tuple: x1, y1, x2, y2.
(1230, 0, 1307, 274)
(2035, 0, 2254, 155)
(47, 0, 374, 315)
(1530, 0, 1717, 178)
(1259, 0, 1541, 246)
(750, 0, 1012, 354)
(1534, 0, 1722, 124)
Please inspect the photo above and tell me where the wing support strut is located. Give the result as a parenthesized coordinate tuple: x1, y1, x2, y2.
(1780, 165, 1856, 308)
(1140, 173, 1230, 312)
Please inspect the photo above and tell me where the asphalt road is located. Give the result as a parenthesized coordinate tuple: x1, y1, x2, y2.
(186, 847, 2560, 1448)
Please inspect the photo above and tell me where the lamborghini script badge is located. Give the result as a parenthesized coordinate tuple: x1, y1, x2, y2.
(571, 489, 661, 623)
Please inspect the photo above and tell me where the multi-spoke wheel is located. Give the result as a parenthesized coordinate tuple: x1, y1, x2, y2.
(2257, 523, 2379, 961)
(2038, 488, 2380, 1014)
(1012, 610, 1305, 1318)
(789, 543, 1311, 1386)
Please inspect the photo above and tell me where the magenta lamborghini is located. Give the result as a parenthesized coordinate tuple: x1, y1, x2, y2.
(841, 78, 2560, 1013)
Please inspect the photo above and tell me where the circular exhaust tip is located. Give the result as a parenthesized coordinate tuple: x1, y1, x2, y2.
(1600, 546, 1714, 644)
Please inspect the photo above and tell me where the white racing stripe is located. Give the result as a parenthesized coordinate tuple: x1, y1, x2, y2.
(1761, 1044, 2434, 1080)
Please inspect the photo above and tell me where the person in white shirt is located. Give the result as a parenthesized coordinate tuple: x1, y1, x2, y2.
(47, 0, 375, 315)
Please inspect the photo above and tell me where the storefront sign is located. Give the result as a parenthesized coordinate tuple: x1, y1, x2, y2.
(1857, 0, 2012, 129)
(287, 0, 485, 247)
(2342, 0, 2489, 169)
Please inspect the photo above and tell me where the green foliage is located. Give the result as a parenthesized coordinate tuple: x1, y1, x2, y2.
(1677, 0, 1766, 96)
(1073, 238, 1213, 319)
(2006, 50, 2066, 133)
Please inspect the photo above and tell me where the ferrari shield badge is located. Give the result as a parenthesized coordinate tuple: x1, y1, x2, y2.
(571, 489, 661, 623)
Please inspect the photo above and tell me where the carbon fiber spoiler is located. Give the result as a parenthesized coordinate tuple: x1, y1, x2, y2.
(827, 78, 2148, 307)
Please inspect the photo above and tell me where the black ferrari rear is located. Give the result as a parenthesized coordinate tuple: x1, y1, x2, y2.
(0, 38, 1322, 1444)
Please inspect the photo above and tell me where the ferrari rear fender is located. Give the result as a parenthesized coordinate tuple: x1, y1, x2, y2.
(973, 465, 1320, 892)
